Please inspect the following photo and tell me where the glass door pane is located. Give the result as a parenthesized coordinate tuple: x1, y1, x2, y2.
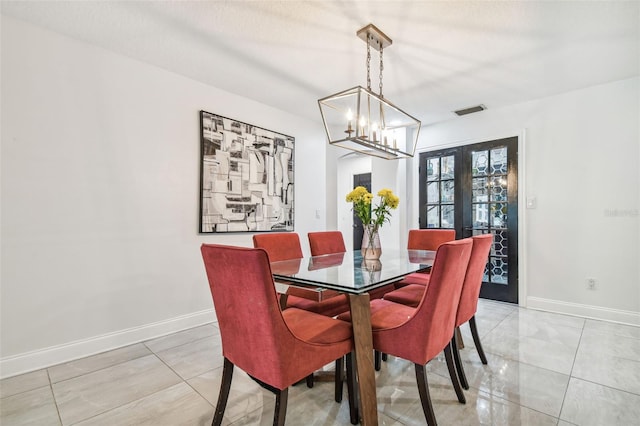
(464, 138, 518, 303)
(421, 153, 456, 229)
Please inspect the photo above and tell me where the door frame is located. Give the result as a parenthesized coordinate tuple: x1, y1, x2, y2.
(352, 173, 372, 250)
(412, 130, 528, 307)
(336, 154, 373, 255)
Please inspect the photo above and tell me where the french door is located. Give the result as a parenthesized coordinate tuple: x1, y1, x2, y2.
(419, 137, 518, 303)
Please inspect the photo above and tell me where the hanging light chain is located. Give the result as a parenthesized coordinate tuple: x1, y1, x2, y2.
(379, 45, 384, 98)
(366, 33, 385, 96)
(366, 34, 372, 91)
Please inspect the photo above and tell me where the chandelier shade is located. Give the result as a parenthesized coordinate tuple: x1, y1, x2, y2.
(318, 24, 421, 160)
(318, 85, 421, 160)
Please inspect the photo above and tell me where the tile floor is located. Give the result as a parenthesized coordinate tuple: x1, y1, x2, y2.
(1, 299, 639, 425)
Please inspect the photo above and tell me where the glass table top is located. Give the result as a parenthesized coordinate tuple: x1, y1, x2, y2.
(270, 249, 435, 295)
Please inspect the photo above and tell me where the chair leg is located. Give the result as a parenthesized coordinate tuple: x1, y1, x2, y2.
(306, 374, 314, 388)
(469, 316, 488, 364)
(279, 293, 288, 310)
(444, 342, 466, 404)
(381, 353, 388, 361)
(346, 352, 359, 425)
(334, 357, 344, 403)
(414, 363, 437, 426)
(212, 358, 234, 426)
(455, 326, 465, 349)
(374, 350, 382, 371)
(451, 333, 469, 390)
(273, 388, 288, 426)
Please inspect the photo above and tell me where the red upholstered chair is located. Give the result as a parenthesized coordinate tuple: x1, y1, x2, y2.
(305, 231, 350, 310)
(396, 229, 456, 287)
(201, 244, 358, 426)
(382, 234, 494, 392)
(375, 228, 455, 369)
(338, 239, 473, 425)
(450, 234, 493, 390)
(253, 232, 347, 392)
(252, 233, 303, 262)
(408, 229, 457, 251)
(308, 231, 347, 256)
(253, 233, 350, 318)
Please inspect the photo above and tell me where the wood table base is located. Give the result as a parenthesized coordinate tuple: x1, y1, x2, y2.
(348, 293, 378, 426)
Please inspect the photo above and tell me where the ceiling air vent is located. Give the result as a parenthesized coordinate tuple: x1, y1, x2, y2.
(454, 104, 486, 116)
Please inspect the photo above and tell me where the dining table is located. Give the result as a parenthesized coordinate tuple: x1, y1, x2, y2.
(270, 248, 436, 426)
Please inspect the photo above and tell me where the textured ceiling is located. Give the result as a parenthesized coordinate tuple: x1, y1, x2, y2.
(2, 1, 639, 125)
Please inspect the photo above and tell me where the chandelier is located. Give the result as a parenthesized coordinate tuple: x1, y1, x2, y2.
(318, 24, 421, 160)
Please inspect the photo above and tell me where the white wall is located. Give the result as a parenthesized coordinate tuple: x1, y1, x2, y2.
(371, 158, 407, 252)
(0, 16, 326, 377)
(410, 77, 640, 324)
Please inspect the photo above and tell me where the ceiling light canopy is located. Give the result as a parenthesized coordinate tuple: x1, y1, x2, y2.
(318, 24, 421, 160)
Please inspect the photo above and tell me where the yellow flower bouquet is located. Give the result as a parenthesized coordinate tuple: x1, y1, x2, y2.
(346, 186, 399, 258)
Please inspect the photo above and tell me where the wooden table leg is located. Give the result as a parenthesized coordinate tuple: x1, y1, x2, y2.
(348, 293, 378, 426)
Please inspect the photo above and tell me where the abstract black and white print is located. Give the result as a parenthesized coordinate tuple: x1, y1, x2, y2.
(199, 111, 294, 233)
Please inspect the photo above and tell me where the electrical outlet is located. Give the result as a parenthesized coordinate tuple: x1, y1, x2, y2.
(586, 278, 597, 290)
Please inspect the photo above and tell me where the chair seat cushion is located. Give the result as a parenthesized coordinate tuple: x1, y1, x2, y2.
(368, 283, 397, 300)
(383, 284, 426, 308)
(283, 308, 353, 344)
(286, 294, 350, 318)
(395, 272, 430, 287)
(336, 299, 415, 331)
(368, 299, 416, 330)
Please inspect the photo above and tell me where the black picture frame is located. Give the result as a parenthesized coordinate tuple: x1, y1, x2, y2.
(199, 110, 295, 233)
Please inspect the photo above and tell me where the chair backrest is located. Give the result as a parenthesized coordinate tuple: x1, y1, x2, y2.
(407, 229, 456, 251)
(308, 231, 347, 256)
(200, 244, 298, 389)
(253, 232, 303, 261)
(456, 234, 493, 326)
(397, 239, 472, 364)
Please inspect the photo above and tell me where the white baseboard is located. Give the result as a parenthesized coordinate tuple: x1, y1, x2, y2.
(527, 297, 640, 326)
(0, 309, 216, 379)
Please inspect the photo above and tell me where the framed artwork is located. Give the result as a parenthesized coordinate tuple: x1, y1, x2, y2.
(199, 111, 295, 233)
